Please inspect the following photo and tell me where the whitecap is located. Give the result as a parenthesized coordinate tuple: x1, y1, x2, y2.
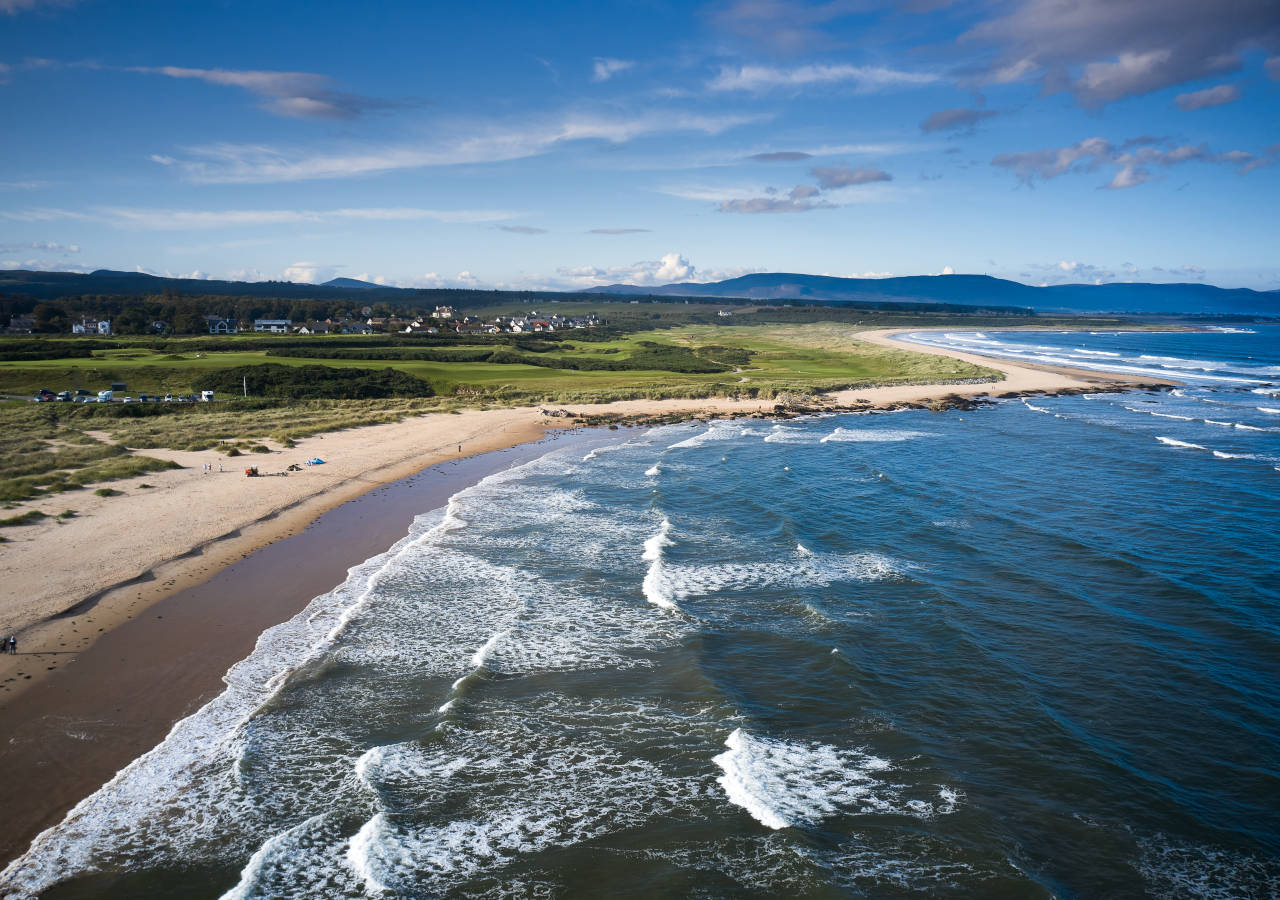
(821, 427, 935, 443)
(1156, 437, 1207, 450)
(712, 728, 956, 831)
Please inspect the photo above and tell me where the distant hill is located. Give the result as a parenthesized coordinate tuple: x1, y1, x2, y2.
(0, 269, 422, 302)
(1, 268, 1275, 317)
(321, 277, 384, 290)
(592, 272, 1280, 316)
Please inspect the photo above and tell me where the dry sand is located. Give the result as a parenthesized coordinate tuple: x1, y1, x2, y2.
(0, 328, 1168, 701)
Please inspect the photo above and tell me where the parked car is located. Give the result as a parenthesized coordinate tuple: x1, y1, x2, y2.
(56, 391, 73, 401)
(163, 394, 173, 402)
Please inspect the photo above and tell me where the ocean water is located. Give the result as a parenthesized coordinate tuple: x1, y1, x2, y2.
(5, 326, 1280, 899)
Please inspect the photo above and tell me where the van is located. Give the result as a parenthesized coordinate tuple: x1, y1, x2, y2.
(200, 390, 215, 402)
(97, 390, 113, 402)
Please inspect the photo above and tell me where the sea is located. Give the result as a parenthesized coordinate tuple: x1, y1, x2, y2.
(4, 325, 1279, 899)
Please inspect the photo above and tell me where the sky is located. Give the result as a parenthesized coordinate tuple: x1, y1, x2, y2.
(1, 0, 1277, 291)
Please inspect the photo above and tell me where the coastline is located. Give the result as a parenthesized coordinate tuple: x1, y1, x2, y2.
(0, 326, 1176, 868)
(0, 327, 1174, 704)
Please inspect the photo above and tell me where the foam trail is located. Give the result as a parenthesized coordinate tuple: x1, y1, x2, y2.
(346, 814, 393, 895)
(796, 544, 813, 557)
(1156, 437, 1208, 450)
(470, 629, 506, 668)
(821, 427, 934, 443)
(714, 729, 791, 829)
(219, 813, 328, 900)
(641, 518, 678, 611)
(645, 463, 660, 477)
(1258, 407, 1280, 415)
(1022, 399, 1051, 414)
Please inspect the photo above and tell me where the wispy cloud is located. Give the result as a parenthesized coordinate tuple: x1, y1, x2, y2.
(1, 206, 520, 229)
(747, 151, 812, 162)
(496, 225, 547, 234)
(588, 228, 651, 234)
(992, 136, 1278, 189)
(708, 62, 939, 92)
(126, 65, 418, 120)
(810, 164, 892, 189)
(1174, 84, 1241, 110)
(1, 0, 75, 15)
(153, 111, 766, 183)
(719, 186, 835, 214)
(920, 108, 1000, 134)
(591, 57, 634, 82)
(0, 240, 79, 253)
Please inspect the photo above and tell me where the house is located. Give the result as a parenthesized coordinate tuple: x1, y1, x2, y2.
(341, 322, 374, 335)
(253, 319, 292, 333)
(204, 316, 238, 334)
(297, 321, 333, 335)
(73, 318, 112, 334)
(717, 309, 733, 317)
(431, 305, 456, 319)
(5, 316, 35, 334)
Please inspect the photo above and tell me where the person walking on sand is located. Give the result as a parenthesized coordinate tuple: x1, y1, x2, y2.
(7, 635, 15, 654)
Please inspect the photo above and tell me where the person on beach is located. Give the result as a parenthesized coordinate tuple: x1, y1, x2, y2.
(7, 635, 15, 654)
(3, 635, 11, 654)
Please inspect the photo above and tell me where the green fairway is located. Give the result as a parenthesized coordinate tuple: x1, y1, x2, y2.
(0, 324, 997, 403)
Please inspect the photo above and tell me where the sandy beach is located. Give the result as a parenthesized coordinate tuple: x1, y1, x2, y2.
(0, 328, 1167, 701)
(0, 328, 1174, 866)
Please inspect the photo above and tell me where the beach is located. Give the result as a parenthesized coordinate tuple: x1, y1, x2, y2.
(0, 329, 1172, 869)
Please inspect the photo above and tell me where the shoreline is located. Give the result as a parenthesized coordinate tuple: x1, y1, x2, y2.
(0, 426, 619, 868)
(0, 326, 1175, 867)
(0, 327, 1174, 704)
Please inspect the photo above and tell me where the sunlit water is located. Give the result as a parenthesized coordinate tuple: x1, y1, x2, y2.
(5, 327, 1279, 899)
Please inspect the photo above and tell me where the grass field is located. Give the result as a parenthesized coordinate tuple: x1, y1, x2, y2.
(0, 323, 1000, 509)
(0, 324, 996, 402)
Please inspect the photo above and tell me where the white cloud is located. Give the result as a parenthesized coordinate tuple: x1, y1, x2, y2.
(708, 62, 939, 92)
(149, 154, 176, 165)
(282, 261, 339, 284)
(555, 252, 761, 288)
(591, 57, 634, 82)
(154, 111, 765, 183)
(1, 206, 519, 229)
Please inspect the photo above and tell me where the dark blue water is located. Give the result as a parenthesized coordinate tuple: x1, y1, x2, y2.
(5, 327, 1279, 898)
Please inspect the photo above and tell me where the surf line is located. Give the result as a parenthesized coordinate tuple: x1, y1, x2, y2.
(642, 516, 680, 612)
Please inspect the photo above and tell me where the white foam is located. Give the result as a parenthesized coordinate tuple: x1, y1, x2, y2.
(667, 422, 740, 449)
(1258, 407, 1280, 414)
(1156, 437, 1207, 450)
(219, 813, 329, 900)
(796, 544, 813, 557)
(642, 518, 678, 611)
(763, 426, 809, 443)
(821, 427, 935, 443)
(712, 729, 955, 831)
(1021, 399, 1051, 414)
(644, 463, 660, 477)
(470, 629, 506, 669)
(346, 814, 394, 895)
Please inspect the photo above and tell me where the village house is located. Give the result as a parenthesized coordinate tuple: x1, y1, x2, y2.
(204, 315, 238, 334)
(430, 305, 455, 319)
(5, 316, 35, 334)
(253, 318, 292, 333)
(340, 322, 374, 335)
(296, 321, 333, 335)
(71, 318, 112, 335)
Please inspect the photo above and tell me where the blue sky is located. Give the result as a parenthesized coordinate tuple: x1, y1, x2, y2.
(1, 0, 1277, 290)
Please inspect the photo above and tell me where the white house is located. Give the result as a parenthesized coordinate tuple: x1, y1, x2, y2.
(253, 319, 292, 333)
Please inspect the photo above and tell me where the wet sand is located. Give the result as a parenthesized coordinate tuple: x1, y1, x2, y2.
(0, 428, 613, 867)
